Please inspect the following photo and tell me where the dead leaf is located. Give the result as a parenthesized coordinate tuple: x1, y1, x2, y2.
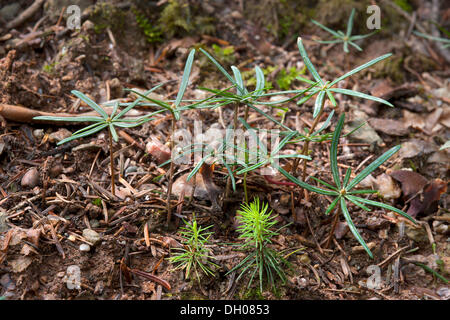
(439, 106, 450, 128)
(26, 228, 41, 247)
(365, 81, 419, 115)
(390, 170, 428, 199)
(172, 163, 222, 209)
(398, 139, 437, 159)
(20, 243, 37, 256)
(369, 118, 409, 136)
(403, 110, 426, 131)
(390, 171, 447, 217)
(9, 256, 33, 273)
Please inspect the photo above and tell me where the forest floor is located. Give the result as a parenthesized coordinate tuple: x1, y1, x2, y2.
(0, 0, 448, 300)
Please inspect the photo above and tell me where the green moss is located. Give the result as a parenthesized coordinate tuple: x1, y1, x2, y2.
(374, 55, 404, 84)
(180, 292, 207, 300)
(90, 3, 126, 35)
(43, 62, 57, 74)
(276, 66, 304, 90)
(212, 44, 235, 65)
(237, 286, 265, 300)
(159, 0, 215, 38)
(394, 0, 413, 13)
(91, 198, 102, 207)
(133, 8, 163, 44)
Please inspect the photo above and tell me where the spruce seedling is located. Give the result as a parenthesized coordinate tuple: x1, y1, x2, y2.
(168, 217, 218, 282)
(33, 90, 159, 196)
(312, 8, 377, 53)
(228, 198, 289, 292)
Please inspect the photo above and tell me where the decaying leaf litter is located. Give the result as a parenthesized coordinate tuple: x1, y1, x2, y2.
(0, 0, 449, 300)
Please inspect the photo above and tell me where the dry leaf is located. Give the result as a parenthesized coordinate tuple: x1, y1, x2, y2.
(9, 256, 33, 273)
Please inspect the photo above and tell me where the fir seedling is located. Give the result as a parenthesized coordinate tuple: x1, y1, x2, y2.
(33, 90, 158, 196)
(228, 198, 289, 292)
(312, 8, 377, 53)
(413, 30, 450, 49)
(297, 114, 417, 258)
(168, 217, 218, 282)
(294, 37, 393, 179)
(199, 47, 317, 198)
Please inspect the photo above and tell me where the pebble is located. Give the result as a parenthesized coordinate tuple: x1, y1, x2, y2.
(374, 173, 401, 200)
(33, 129, 44, 140)
(79, 244, 91, 252)
(82, 229, 101, 245)
(21, 167, 39, 188)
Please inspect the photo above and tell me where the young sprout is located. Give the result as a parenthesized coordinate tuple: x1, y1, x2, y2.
(228, 198, 289, 292)
(33, 90, 158, 196)
(168, 217, 218, 282)
(312, 8, 378, 53)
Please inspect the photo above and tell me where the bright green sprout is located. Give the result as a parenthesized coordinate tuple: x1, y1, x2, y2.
(168, 217, 218, 282)
(228, 198, 290, 292)
(311, 8, 378, 53)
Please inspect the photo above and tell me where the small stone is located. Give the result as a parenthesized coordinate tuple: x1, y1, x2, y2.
(230, 10, 243, 19)
(436, 287, 450, 299)
(82, 229, 101, 245)
(21, 167, 39, 188)
(374, 173, 401, 200)
(79, 243, 90, 252)
(297, 277, 308, 288)
(90, 219, 100, 228)
(33, 129, 44, 140)
(48, 128, 72, 143)
(81, 20, 95, 32)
